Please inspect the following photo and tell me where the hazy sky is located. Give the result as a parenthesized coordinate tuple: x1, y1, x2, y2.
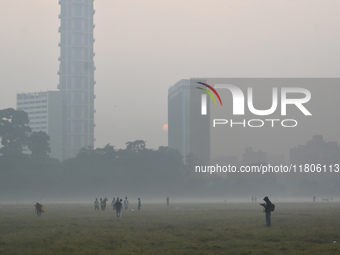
(0, 0, 339, 150)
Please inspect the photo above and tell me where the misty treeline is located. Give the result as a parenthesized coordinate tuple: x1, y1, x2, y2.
(0, 108, 187, 200)
(0, 108, 339, 202)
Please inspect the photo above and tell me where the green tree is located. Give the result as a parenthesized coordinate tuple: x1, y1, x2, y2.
(0, 108, 31, 156)
(27, 131, 51, 159)
(125, 140, 146, 152)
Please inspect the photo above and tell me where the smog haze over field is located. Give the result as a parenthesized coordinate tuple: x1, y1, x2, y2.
(0, 1, 340, 204)
(1, 3, 340, 254)
(1, 0, 340, 150)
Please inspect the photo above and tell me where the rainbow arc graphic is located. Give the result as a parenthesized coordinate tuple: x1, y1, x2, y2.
(196, 82, 223, 106)
(196, 82, 222, 115)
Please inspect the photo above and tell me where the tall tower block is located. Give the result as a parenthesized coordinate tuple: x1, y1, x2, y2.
(58, 0, 96, 159)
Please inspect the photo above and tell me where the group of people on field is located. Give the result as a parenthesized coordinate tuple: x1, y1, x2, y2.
(94, 197, 142, 217)
(93, 195, 274, 227)
(34, 202, 44, 216)
(36, 195, 273, 227)
(94, 197, 108, 211)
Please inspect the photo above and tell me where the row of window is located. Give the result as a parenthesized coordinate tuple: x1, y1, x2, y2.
(60, 34, 94, 46)
(29, 116, 47, 120)
(66, 93, 95, 105)
(17, 100, 47, 105)
(59, 22, 94, 32)
(59, 62, 94, 75)
(18, 105, 47, 110)
(66, 135, 93, 149)
(32, 127, 47, 131)
(28, 111, 48, 114)
(61, 4, 94, 19)
(29, 121, 47, 125)
(60, 47, 94, 60)
(67, 120, 94, 134)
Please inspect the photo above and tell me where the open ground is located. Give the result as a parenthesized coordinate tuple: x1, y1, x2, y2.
(0, 202, 339, 255)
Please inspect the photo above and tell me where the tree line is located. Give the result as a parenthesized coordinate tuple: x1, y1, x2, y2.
(0, 108, 187, 201)
(0, 108, 338, 202)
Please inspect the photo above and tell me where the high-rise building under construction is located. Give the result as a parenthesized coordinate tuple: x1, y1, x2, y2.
(58, 0, 96, 159)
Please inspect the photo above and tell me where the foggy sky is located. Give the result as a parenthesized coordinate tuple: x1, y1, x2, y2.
(1, 0, 339, 151)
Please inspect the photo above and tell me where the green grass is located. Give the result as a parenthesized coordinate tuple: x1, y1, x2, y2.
(0, 202, 339, 254)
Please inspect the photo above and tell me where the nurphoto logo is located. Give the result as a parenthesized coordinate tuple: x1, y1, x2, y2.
(196, 81, 312, 128)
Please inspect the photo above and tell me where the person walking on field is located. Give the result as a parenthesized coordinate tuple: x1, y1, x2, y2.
(115, 199, 123, 217)
(260, 196, 274, 227)
(100, 198, 103, 210)
(112, 197, 116, 210)
(138, 198, 141, 211)
(35, 202, 43, 216)
(124, 197, 129, 210)
(94, 198, 99, 211)
(102, 197, 108, 210)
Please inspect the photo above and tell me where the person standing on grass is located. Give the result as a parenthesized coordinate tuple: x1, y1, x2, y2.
(102, 197, 108, 210)
(94, 198, 99, 211)
(112, 197, 116, 210)
(260, 196, 273, 227)
(100, 198, 103, 210)
(124, 197, 129, 210)
(138, 198, 141, 211)
(166, 196, 169, 206)
(119, 199, 123, 216)
(115, 198, 122, 217)
(35, 202, 42, 216)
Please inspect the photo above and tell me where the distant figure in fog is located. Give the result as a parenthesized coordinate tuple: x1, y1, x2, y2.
(260, 196, 274, 227)
(35, 202, 43, 216)
(112, 197, 116, 210)
(94, 198, 99, 211)
(116, 197, 120, 209)
(166, 196, 169, 206)
(313, 195, 316, 202)
(104, 197, 108, 210)
(138, 198, 141, 211)
(101, 198, 108, 211)
(124, 197, 129, 210)
(255, 197, 257, 202)
(115, 199, 122, 217)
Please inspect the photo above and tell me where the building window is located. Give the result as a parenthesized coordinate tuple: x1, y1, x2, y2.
(74, 19, 82, 30)
(84, 136, 88, 146)
(74, 34, 82, 45)
(74, 76, 82, 88)
(74, 136, 81, 148)
(74, 93, 82, 104)
(73, 62, 81, 75)
(74, 121, 81, 133)
(74, 105, 82, 117)
(73, 48, 82, 59)
(74, 4, 82, 17)
(84, 122, 88, 133)
(84, 108, 89, 118)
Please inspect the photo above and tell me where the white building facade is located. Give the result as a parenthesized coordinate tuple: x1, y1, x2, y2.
(17, 91, 63, 160)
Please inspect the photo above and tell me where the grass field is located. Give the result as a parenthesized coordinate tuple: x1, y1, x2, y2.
(0, 202, 339, 255)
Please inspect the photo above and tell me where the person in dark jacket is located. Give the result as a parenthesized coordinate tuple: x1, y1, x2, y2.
(260, 196, 272, 227)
